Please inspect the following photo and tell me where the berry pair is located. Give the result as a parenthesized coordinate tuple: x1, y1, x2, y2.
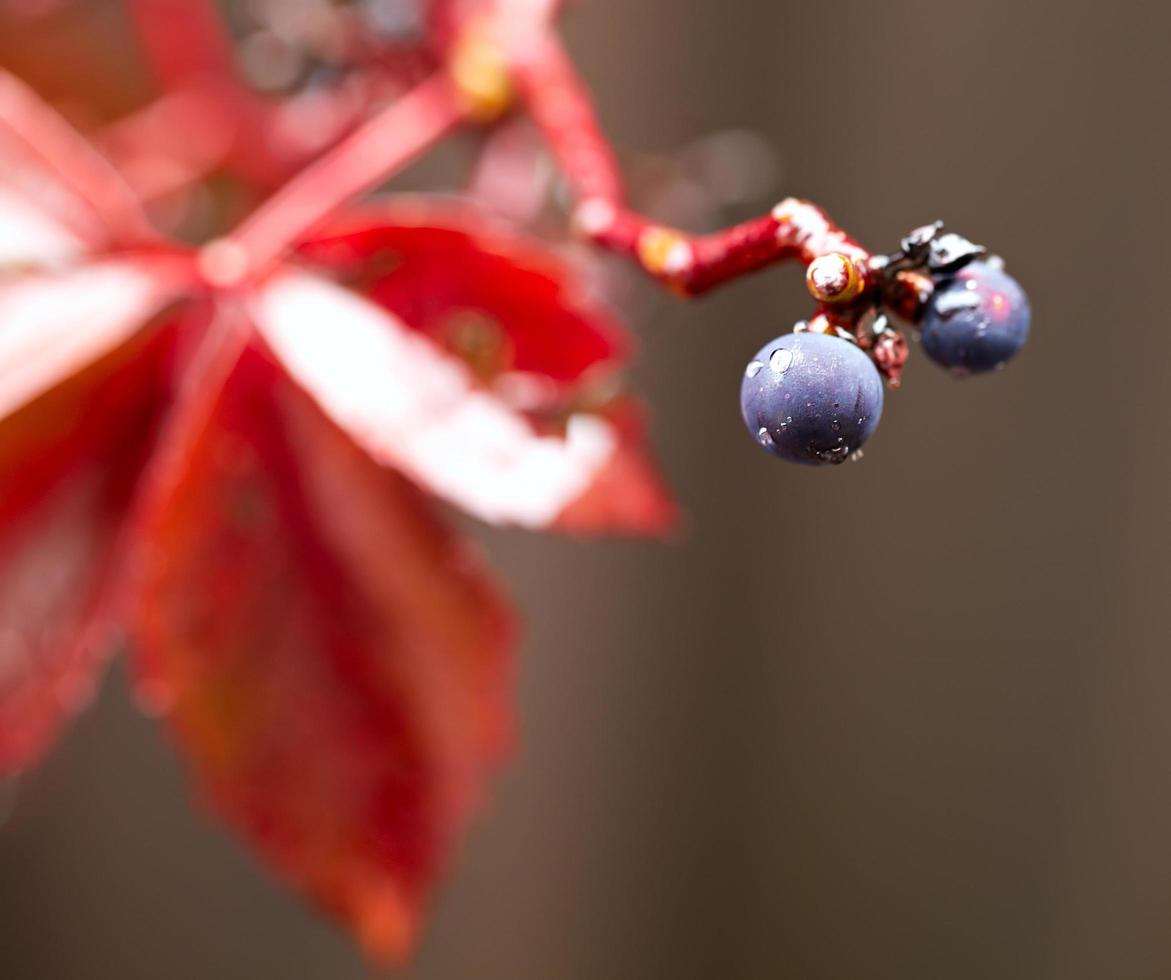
(741, 258, 1031, 466)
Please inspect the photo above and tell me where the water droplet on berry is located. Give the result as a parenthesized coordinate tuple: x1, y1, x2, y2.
(769, 348, 794, 373)
(935, 289, 981, 318)
(831, 420, 842, 433)
(746, 360, 764, 378)
(757, 427, 775, 448)
(815, 444, 850, 464)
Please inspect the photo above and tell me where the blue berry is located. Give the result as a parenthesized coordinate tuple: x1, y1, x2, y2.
(920, 261, 1030, 375)
(740, 332, 884, 465)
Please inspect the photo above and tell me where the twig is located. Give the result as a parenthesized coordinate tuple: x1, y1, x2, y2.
(512, 33, 873, 297)
(209, 74, 467, 283)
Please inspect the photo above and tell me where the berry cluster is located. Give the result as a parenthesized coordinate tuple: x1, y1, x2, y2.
(740, 223, 1031, 465)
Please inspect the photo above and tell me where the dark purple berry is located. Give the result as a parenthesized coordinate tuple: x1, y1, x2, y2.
(920, 261, 1030, 375)
(740, 332, 884, 465)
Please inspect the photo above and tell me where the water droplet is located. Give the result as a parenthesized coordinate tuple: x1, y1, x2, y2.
(831, 420, 842, 433)
(848, 448, 865, 463)
(769, 348, 794, 373)
(757, 427, 775, 448)
(779, 416, 792, 431)
(814, 443, 850, 464)
(746, 360, 764, 378)
(936, 290, 981, 318)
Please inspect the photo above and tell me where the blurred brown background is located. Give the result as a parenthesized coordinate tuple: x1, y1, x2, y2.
(2, 0, 1170, 977)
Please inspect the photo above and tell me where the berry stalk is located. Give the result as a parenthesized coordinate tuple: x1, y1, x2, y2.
(511, 33, 873, 296)
(579, 200, 873, 297)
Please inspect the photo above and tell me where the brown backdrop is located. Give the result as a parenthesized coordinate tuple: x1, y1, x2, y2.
(2, 1, 1170, 977)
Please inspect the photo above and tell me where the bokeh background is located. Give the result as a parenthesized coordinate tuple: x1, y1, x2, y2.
(2, 1, 1170, 978)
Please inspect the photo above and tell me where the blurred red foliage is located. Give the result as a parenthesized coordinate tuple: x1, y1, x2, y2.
(0, 2, 675, 960)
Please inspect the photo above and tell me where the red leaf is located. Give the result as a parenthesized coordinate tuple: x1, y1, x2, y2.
(0, 282, 178, 771)
(294, 201, 676, 535)
(0, 184, 85, 268)
(552, 399, 679, 536)
(130, 339, 513, 962)
(0, 259, 189, 417)
(297, 197, 630, 385)
(253, 269, 676, 533)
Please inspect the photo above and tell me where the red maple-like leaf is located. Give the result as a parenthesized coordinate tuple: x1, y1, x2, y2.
(132, 335, 514, 958)
(0, 70, 674, 962)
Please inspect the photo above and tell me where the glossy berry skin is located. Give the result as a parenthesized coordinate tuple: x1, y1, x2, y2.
(920, 261, 1031, 375)
(740, 332, 884, 465)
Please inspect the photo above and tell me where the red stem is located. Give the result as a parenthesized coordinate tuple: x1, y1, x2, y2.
(128, 0, 293, 185)
(511, 31, 625, 204)
(128, 0, 244, 91)
(215, 74, 467, 282)
(512, 33, 873, 296)
(0, 71, 158, 247)
(589, 203, 872, 297)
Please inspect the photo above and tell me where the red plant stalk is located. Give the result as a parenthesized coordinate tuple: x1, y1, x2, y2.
(510, 31, 874, 298)
(127, 0, 284, 185)
(210, 11, 876, 304)
(8, 1, 880, 312)
(129, 0, 247, 96)
(201, 73, 467, 285)
(0, 72, 159, 247)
